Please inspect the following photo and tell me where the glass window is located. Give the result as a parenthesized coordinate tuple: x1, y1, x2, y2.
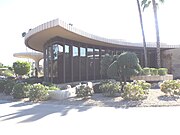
(65, 45, 71, 82)
(48, 46, 52, 81)
(80, 47, 86, 80)
(65, 45, 69, 54)
(52, 45, 58, 79)
(73, 46, 79, 81)
(44, 47, 49, 81)
(94, 49, 100, 79)
(73, 46, 78, 56)
(100, 49, 106, 79)
(53, 44, 59, 60)
(57, 45, 64, 83)
(87, 48, 94, 80)
(101, 49, 106, 58)
(80, 47, 86, 57)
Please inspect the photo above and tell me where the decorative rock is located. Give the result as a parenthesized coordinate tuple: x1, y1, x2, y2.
(87, 82, 93, 88)
(49, 82, 93, 100)
(48, 87, 76, 100)
(66, 85, 71, 89)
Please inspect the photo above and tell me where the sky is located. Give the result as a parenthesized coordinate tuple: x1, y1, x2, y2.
(0, 0, 180, 66)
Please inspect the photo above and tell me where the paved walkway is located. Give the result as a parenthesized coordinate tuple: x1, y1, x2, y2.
(0, 100, 180, 135)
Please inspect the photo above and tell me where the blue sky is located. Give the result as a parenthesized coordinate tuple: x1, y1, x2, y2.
(0, 0, 179, 66)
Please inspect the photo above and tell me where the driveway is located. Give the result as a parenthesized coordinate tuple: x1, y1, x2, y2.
(0, 100, 180, 135)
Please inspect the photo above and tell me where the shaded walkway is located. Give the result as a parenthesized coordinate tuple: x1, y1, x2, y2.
(1, 100, 180, 135)
(0, 100, 91, 123)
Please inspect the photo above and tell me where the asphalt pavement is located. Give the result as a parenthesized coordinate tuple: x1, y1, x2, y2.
(0, 100, 180, 135)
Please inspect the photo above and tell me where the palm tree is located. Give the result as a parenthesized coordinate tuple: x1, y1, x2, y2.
(136, 0, 148, 67)
(141, 0, 164, 68)
(22, 32, 26, 37)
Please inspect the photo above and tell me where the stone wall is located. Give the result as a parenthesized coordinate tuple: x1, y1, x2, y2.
(162, 49, 180, 79)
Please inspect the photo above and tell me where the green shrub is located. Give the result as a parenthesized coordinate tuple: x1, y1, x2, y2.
(142, 67, 151, 75)
(47, 85, 59, 91)
(29, 83, 49, 102)
(76, 85, 93, 98)
(13, 61, 31, 76)
(158, 68, 168, 75)
(4, 80, 16, 95)
(100, 54, 114, 77)
(99, 81, 121, 97)
(42, 81, 59, 90)
(160, 80, 180, 95)
(134, 80, 151, 90)
(107, 52, 142, 91)
(122, 80, 150, 100)
(150, 68, 158, 75)
(12, 83, 32, 99)
(0, 69, 14, 77)
(0, 80, 6, 93)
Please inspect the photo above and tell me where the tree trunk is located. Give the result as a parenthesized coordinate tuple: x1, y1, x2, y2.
(152, 0, 161, 68)
(137, 0, 148, 67)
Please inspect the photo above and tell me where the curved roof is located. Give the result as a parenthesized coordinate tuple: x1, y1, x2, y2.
(13, 52, 43, 61)
(25, 18, 180, 52)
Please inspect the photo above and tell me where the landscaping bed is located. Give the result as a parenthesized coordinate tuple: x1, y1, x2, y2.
(1, 78, 180, 108)
(44, 89, 180, 108)
(2, 88, 180, 108)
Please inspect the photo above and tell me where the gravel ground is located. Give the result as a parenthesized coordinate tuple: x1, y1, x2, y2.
(45, 89, 180, 108)
(1, 89, 180, 108)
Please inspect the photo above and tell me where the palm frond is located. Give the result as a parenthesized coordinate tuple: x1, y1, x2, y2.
(141, 0, 148, 7)
(142, 1, 151, 11)
(159, 0, 164, 3)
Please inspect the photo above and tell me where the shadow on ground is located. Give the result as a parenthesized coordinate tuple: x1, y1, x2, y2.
(0, 92, 145, 123)
(47, 94, 143, 109)
(158, 95, 180, 101)
(0, 100, 92, 123)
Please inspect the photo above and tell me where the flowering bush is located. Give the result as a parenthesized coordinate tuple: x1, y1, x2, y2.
(29, 83, 49, 102)
(12, 82, 32, 99)
(122, 80, 151, 100)
(76, 84, 93, 98)
(0, 80, 6, 93)
(160, 80, 180, 96)
(99, 81, 121, 97)
(4, 80, 16, 95)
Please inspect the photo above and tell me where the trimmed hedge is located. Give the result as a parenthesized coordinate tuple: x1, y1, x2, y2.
(158, 68, 168, 76)
(141, 68, 168, 76)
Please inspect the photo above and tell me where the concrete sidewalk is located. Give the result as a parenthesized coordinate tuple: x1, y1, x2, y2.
(0, 100, 180, 135)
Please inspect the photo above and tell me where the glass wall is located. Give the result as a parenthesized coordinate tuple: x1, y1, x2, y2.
(94, 48, 100, 80)
(57, 45, 63, 83)
(101, 49, 106, 79)
(48, 46, 52, 82)
(73, 46, 79, 81)
(80, 47, 86, 81)
(52, 44, 58, 83)
(43, 37, 145, 83)
(65, 45, 71, 82)
(44, 48, 49, 82)
(87, 48, 94, 80)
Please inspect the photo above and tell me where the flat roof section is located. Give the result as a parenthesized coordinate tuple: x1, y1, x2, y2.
(25, 18, 180, 52)
(13, 52, 43, 62)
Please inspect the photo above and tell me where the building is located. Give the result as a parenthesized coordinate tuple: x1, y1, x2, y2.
(24, 18, 180, 83)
